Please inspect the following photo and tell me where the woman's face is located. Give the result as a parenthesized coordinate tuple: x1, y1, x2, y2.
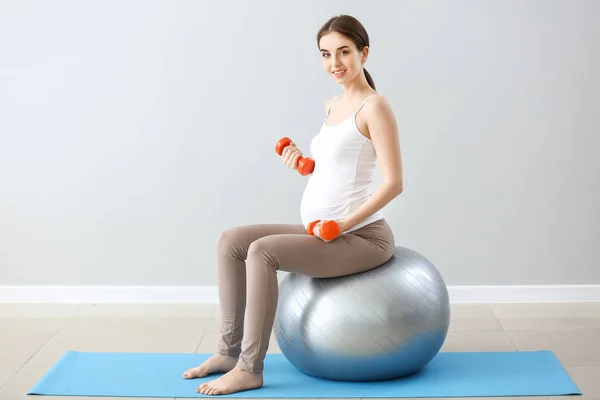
(319, 31, 367, 84)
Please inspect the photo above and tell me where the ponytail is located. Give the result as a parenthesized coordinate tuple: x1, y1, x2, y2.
(364, 68, 376, 90)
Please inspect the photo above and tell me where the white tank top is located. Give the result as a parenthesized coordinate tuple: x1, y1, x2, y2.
(300, 95, 384, 233)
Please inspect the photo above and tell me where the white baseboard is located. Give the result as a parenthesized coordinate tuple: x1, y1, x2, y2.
(1, 285, 599, 304)
(0, 286, 218, 304)
(448, 285, 600, 303)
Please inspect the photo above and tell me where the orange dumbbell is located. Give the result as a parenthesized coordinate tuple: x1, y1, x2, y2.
(275, 137, 315, 176)
(307, 219, 341, 241)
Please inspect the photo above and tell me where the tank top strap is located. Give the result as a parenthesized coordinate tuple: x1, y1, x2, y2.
(354, 95, 374, 115)
(326, 96, 340, 116)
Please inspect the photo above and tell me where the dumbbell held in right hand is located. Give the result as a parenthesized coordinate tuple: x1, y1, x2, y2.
(275, 137, 315, 176)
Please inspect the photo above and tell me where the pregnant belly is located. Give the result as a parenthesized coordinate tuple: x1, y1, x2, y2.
(300, 179, 368, 226)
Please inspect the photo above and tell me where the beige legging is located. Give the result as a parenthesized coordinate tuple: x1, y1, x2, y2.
(214, 218, 395, 373)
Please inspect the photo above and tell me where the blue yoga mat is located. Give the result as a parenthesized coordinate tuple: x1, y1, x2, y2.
(28, 350, 580, 398)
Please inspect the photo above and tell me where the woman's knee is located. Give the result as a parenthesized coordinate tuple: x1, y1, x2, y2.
(217, 228, 234, 249)
(247, 237, 278, 271)
(217, 226, 248, 260)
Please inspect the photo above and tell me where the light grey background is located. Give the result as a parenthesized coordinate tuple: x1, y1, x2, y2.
(1, 0, 599, 287)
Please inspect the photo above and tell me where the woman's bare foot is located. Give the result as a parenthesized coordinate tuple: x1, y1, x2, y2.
(182, 354, 238, 379)
(196, 366, 263, 395)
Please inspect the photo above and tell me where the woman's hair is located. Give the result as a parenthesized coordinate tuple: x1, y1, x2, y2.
(317, 15, 375, 90)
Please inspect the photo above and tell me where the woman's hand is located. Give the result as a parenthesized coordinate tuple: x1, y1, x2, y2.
(312, 218, 352, 242)
(281, 142, 303, 170)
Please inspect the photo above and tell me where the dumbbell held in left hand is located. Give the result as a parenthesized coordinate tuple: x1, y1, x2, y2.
(307, 219, 341, 241)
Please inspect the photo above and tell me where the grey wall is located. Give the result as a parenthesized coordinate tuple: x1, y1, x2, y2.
(1, 0, 599, 288)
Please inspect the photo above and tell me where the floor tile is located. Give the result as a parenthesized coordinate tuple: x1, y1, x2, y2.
(0, 303, 81, 319)
(441, 331, 516, 352)
(0, 365, 20, 389)
(490, 302, 600, 318)
(498, 316, 600, 331)
(73, 303, 216, 318)
(564, 365, 600, 399)
(449, 316, 503, 332)
(0, 329, 55, 367)
(506, 329, 600, 366)
(450, 303, 496, 318)
(205, 315, 221, 333)
(60, 316, 211, 335)
(0, 318, 67, 332)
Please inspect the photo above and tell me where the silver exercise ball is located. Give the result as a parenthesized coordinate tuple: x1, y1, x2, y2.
(273, 246, 451, 382)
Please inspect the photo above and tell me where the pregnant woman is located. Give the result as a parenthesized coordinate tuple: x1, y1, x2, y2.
(183, 14, 404, 396)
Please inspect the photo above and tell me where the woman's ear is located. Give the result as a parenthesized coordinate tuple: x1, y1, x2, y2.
(361, 46, 369, 64)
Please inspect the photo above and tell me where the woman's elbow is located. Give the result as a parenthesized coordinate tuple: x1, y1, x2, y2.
(396, 182, 404, 195)
(387, 180, 403, 195)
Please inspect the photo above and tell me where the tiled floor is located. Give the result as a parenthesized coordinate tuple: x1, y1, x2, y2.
(1, 302, 599, 399)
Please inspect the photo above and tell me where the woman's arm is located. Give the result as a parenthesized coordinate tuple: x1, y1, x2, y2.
(339, 95, 403, 232)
